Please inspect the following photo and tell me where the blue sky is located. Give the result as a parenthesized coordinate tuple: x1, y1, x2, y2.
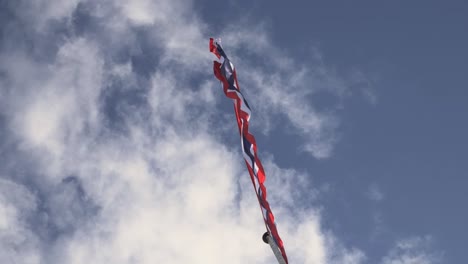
(1, 0, 467, 263)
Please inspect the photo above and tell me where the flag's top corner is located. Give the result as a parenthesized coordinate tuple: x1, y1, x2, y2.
(209, 37, 223, 59)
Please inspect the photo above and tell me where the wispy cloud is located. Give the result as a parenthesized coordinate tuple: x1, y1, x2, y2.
(217, 25, 343, 159)
(0, 179, 40, 264)
(381, 236, 443, 264)
(367, 183, 384, 202)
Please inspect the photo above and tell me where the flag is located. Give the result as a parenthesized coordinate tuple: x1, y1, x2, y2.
(210, 38, 288, 263)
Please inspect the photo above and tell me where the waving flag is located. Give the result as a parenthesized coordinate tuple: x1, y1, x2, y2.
(209, 38, 288, 264)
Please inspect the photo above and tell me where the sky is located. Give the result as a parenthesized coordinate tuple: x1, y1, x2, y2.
(0, 0, 467, 263)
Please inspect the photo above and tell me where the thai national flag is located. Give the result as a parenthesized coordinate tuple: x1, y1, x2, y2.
(210, 38, 288, 264)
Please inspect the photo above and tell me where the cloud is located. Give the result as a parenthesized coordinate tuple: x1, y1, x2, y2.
(0, 179, 41, 264)
(216, 24, 343, 159)
(381, 236, 443, 264)
(349, 69, 378, 105)
(367, 183, 384, 202)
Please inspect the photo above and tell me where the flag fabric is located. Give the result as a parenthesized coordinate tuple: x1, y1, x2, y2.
(209, 38, 288, 263)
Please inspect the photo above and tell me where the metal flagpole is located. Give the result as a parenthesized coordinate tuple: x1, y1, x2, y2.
(263, 232, 287, 264)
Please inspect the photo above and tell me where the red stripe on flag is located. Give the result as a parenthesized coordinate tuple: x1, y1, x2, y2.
(209, 38, 221, 59)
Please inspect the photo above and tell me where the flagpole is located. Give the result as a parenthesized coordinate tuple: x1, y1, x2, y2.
(263, 232, 287, 264)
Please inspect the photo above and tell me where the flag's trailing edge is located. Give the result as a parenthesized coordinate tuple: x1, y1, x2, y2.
(209, 38, 289, 264)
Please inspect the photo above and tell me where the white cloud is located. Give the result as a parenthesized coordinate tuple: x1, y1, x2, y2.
(381, 236, 443, 264)
(0, 179, 41, 264)
(349, 69, 378, 105)
(216, 24, 347, 159)
(367, 183, 384, 202)
(10, 0, 82, 28)
(4, 38, 103, 177)
(119, 0, 163, 25)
